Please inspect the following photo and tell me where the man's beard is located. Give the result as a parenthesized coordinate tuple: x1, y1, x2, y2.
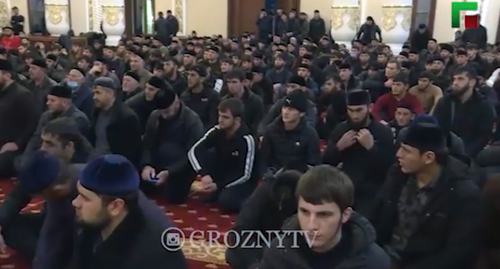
(165, 69, 175, 78)
(188, 81, 201, 90)
(77, 211, 112, 231)
(449, 85, 469, 97)
(348, 114, 369, 131)
(430, 69, 441, 75)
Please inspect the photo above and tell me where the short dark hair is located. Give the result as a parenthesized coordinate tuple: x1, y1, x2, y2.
(225, 69, 246, 82)
(454, 66, 477, 80)
(100, 192, 139, 210)
(218, 98, 244, 118)
(295, 165, 354, 211)
(386, 59, 401, 69)
(325, 74, 341, 83)
(42, 117, 83, 148)
(419, 71, 434, 80)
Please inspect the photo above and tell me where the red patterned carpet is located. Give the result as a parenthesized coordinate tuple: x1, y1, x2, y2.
(0, 179, 234, 269)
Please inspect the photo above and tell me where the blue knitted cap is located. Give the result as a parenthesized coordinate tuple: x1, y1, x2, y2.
(80, 155, 139, 196)
(18, 151, 61, 194)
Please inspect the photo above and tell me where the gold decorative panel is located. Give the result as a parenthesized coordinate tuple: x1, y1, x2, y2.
(102, 5, 125, 26)
(0, 1, 8, 28)
(45, 4, 70, 25)
(331, 6, 360, 31)
(173, 0, 184, 34)
(381, 5, 412, 32)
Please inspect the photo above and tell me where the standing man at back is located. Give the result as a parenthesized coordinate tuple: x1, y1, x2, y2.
(166, 10, 179, 40)
(153, 12, 169, 45)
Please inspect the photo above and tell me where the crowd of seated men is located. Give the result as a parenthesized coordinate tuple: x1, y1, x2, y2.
(0, 10, 499, 268)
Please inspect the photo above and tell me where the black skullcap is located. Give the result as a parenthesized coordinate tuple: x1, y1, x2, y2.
(432, 56, 445, 64)
(93, 77, 116, 91)
(283, 90, 308, 112)
(252, 51, 263, 59)
(339, 63, 351, 70)
(399, 51, 409, 58)
(205, 45, 219, 54)
(456, 49, 467, 56)
(31, 58, 47, 69)
(401, 123, 446, 152)
(147, 76, 169, 90)
(153, 62, 164, 70)
(188, 64, 207, 77)
(46, 54, 58, 61)
(184, 50, 197, 57)
(49, 85, 72, 99)
(0, 59, 13, 72)
(70, 66, 85, 76)
(288, 75, 306, 87)
(155, 88, 177, 109)
(401, 61, 411, 69)
(397, 101, 415, 113)
(346, 90, 371, 106)
(297, 63, 309, 70)
(302, 54, 313, 60)
(440, 43, 454, 53)
(123, 71, 139, 82)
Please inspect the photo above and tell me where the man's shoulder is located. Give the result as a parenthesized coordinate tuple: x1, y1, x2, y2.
(360, 242, 391, 269)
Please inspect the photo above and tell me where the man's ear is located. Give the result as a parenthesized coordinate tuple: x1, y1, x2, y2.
(341, 207, 353, 224)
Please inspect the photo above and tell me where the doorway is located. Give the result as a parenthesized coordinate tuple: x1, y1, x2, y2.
(125, 0, 155, 36)
(275, 0, 300, 14)
(410, 0, 436, 34)
(227, 0, 300, 37)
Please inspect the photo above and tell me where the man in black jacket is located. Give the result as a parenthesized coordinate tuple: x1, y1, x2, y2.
(225, 170, 302, 269)
(323, 90, 393, 215)
(257, 75, 317, 137)
(222, 69, 264, 134)
(188, 98, 258, 212)
(432, 66, 494, 157)
(370, 123, 484, 269)
(21, 85, 89, 159)
(180, 64, 220, 130)
(141, 88, 203, 203)
(308, 10, 326, 44)
(89, 77, 142, 166)
(260, 90, 321, 176)
(126, 76, 172, 132)
(70, 155, 187, 269)
(259, 165, 390, 269)
(0, 118, 92, 264)
(0, 59, 40, 177)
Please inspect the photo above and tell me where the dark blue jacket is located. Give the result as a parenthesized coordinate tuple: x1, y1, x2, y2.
(259, 213, 390, 269)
